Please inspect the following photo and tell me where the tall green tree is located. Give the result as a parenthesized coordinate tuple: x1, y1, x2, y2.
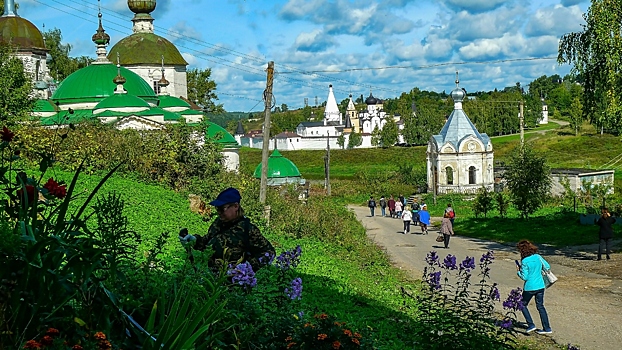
(347, 130, 362, 149)
(43, 29, 92, 81)
(558, 0, 622, 133)
(336, 133, 346, 149)
(0, 44, 34, 124)
(505, 145, 552, 219)
(380, 118, 399, 146)
(371, 126, 381, 147)
(187, 68, 224, 114)
(568, 96, 584, 136)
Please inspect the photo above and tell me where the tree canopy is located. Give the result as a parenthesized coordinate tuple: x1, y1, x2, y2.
(558, 0, 622, 134)
(43, 29, 92, 82)
(187, 68, 224, 114)
(0, 44, 34, 124)
(505, 145, 551, 219)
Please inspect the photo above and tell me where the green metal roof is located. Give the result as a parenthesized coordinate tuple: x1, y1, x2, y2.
(40, 109, 94, 126)
(158, 95, 191, 108)
(52, 64, 158, 105)
(137, 107, 180, 121)
(108, 33, 188, 66)
(34, 99, 59, 112)
(253, 149, 302, 179)
(0, 16, 46, 51)
(206, 122, 237, 146)
(95, 93, 151, 110)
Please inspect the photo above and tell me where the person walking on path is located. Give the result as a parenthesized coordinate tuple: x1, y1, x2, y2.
(445, 203, 455, 226)
(368, 196, 377, 217)
(419, 204, 430, 234)
(595, 207, 616, 260)
(402, 206, 413, 234)
(379, 196, 387, 217)
(395, 200, 403, 219)
(388, 196, 396, 218)
(439, 212, 454, 248)
(411, 199, 420, 226)
(398, 194, 406, 207)
(516, 240, 553, 335)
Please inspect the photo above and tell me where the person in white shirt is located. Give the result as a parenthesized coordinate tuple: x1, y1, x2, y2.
(402, 207, 413, 234)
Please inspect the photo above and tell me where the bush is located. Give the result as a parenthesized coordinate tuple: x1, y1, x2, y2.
(473, 186, 494, 218)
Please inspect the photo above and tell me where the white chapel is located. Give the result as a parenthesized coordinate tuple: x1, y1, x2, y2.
(427, 74, 494, 194)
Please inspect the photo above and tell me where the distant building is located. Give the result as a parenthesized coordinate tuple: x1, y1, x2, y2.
(237, 85, 399, 150)
(550, 169, 614, 196)
(427, 74, 494, 194)
(253, 149, 304, 186)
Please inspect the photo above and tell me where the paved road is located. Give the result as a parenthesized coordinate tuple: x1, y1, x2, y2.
(350, 205, 622, 350)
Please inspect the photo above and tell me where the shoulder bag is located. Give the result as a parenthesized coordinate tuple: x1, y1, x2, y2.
(539, 255, 557, 288)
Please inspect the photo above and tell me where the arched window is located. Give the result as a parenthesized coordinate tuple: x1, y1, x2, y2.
(446, 166, 453, 185)
(469, 166, 476, 184)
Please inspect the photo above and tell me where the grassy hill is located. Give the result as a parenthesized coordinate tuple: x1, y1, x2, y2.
(240, 121, 622, 184)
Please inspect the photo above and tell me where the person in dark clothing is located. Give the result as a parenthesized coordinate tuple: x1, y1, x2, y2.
(187, 188, 275, 272)
(595, 207, 616, 260)
(368, 196, 377, 217)
(379, 196, 387, 217)
(398, 194, 405, 206)
(388, 196, 396, 218)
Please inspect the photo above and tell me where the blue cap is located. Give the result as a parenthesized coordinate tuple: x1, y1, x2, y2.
(209, 187, 242, 207)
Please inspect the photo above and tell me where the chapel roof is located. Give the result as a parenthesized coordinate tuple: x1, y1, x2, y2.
(0, 1, 47, 53)
(253, 149, 301, 179)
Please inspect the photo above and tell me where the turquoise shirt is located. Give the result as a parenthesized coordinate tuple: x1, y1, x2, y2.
(517, 254, 550, 291)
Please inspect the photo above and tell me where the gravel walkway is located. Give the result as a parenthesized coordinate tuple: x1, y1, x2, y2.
(350, 205, 622, 350)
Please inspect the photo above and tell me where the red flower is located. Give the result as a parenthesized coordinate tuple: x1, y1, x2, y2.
(45, 328, 60, 337)
(43, 178, 67, 199)
(23, 340, 42, 349)
(317, 334, 328, 341)
(332, 340, 341, 349)
(40, 335, 54, 345)
(1, 126, 14, 142)
(71, 345, 84, 350)
(17, 185, 36, 204)
(98, 340, 112, 350)
(351, 338, 360, 345)
(94, 332, 107, 341)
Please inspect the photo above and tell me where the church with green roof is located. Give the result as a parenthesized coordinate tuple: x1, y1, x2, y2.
(0, 0, 240, 172)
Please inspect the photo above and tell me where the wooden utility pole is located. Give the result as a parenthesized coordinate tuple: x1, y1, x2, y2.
(259, 61, 274, 204)
(324, 132, 331, 196)
(519, 101, 524, 148)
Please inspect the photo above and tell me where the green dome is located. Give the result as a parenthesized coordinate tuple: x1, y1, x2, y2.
(108, 33, 187, 65)
(52, 64, 157, 105)
(158, 95, 191, 108)
(206, 122, 237, 146)
(94, 93, 150, 111)
(253, 149, 301, 179)
(34, 99, 59, 112)
(0, 16, 46, 52)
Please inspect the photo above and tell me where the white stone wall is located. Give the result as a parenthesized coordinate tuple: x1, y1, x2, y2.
(123, 65, 187, 98)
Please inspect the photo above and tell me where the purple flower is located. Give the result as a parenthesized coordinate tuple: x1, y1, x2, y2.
(567, 344, 580, 350)
(227, 262, 257, 288)
(298, 311, 304, 318)
(442, 254, 457, 270)
(459, 256, 476, 272)
(480, 251, 495, 264)
(489, 283, 500, 301)
(497, 319, 513, 329)
(275, 245, 302, 270)
(260, 252, 275, 265)
(427, 271, 442, 290)
(425, 251, 440, 266)
(503, 288, 524, 311)
(285, 277, 303, 300)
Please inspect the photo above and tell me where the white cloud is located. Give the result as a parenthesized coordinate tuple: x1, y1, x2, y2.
(293, 29, 337, 52)
(441, 0, 510, 13)
(524, 5, 585, 37)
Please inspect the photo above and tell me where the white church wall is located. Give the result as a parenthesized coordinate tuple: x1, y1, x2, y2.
(123, 65, 187, 99)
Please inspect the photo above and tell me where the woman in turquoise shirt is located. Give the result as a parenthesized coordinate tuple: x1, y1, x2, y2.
(516, 240, 552, 334)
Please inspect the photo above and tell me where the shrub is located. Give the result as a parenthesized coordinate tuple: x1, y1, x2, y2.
(473, 186, 495, 218)
(404, 250, 519, 349)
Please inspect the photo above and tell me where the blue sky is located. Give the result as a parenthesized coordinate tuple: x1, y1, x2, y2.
(19, 0, 589, 112)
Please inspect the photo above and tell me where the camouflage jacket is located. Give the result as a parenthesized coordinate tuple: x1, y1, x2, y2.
(198, 216, 275, 272)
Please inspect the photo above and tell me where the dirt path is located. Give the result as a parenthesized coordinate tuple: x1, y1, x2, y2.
(350, 206, 622, 350)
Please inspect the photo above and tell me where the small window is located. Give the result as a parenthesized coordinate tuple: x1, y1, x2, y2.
(446, 167, 453, 185)
(153, 81, 160, 94)
(469, 166, 476, 184)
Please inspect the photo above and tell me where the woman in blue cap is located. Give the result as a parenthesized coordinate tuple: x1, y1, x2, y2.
(190, 187, 275, 272)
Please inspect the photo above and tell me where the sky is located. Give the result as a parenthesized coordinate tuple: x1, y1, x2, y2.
(17, 0, 589, 112)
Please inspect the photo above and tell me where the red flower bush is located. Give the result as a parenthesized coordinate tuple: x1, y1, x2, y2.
(1, 126, 15, 142)
(43, 178, 67, 199)
(17, 185, 37, 204)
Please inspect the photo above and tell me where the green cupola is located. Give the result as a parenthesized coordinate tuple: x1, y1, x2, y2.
(253, 149, 304, 186)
